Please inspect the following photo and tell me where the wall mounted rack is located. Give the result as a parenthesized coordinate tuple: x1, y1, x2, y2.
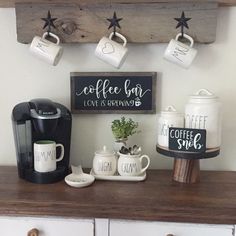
(15, 2, 218, 44)
(1, 0, 236, 8)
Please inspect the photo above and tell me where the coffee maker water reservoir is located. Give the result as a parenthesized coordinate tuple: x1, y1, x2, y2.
(12, 99, 72, 184)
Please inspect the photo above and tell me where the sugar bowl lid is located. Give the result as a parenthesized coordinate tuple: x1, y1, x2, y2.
(95, 146, 115, 156)
(160, 105, 182, 116)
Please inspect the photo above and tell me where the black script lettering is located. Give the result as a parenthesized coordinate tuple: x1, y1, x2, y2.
(185, 114, 208, 129)
(121, 163, 138, 173)
(98, 162, 112, 172)
(172, 46, 189, 62)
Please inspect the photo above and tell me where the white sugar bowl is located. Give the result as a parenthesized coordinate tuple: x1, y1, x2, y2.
(157, 105, 184, 147)
(93, 146, 117, 176)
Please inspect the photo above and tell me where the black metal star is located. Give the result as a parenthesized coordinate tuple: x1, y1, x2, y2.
(174, 11, 191, 36)
(107, 11, 123, 33)
(41, 10, 57, 33)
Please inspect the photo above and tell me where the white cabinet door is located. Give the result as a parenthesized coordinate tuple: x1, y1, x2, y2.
(110, 220, 234, 236)
(0, 216, 94, 236)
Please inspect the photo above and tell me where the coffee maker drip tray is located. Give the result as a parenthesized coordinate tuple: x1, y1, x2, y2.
(23, 166, 68, 184)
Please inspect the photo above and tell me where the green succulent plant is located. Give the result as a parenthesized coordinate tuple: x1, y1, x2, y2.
(111, 117, 140, 140)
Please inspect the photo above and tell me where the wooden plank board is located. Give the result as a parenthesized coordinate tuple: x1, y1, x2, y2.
(0, 0, 235, 8)
(1, 166, 236, 224)
(15, 2, 218, 44)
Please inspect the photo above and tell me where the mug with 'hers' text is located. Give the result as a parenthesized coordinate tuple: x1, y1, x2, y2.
(164, 33, 197, 69)
(34, 140, 64, 173)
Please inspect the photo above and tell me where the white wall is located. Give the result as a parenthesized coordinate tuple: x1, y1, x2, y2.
(0, 7, 236, 170)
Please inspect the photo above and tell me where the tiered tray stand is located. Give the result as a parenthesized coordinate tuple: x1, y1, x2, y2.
(156, 145, 220, 183)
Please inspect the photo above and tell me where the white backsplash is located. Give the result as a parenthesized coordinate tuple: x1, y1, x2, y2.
(0, 7, 236, 170)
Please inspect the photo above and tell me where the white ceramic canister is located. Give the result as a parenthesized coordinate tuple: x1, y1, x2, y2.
(117, 153, 150, 176)
(93, 146, 117, 176)
(185, 89, 221, 149)
(157, 105, 184, 147)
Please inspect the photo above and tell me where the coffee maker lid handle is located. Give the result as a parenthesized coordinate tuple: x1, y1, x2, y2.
(30, 108, 61, 119)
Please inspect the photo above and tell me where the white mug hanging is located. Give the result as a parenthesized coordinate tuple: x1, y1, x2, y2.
(95, 32, 128, 69)
(30, 32, 63, 66)
(164, 33, 197, 69)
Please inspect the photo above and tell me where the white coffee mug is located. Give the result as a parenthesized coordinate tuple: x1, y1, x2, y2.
(118, 153, 150, 176)
(164, 33, 197, 69)
(34, 140, 64, 173)
(30, 32, 63, 66)
(95, 32, 128, 68)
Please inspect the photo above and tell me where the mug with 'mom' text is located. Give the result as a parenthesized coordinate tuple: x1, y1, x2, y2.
(34, 140, 64, 172)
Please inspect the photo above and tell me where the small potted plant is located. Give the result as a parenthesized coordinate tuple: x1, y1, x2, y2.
(111, 117, 140, 152)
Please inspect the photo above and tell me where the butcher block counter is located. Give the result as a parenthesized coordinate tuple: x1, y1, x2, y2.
(0, 166, 236, 224)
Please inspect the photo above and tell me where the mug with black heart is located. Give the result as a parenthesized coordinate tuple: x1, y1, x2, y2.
(95, 32, 128, 68)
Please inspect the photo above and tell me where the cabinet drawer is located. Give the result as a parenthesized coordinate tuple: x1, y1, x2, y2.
(0, 217, 94, 236)
(110, 220, 234, 236)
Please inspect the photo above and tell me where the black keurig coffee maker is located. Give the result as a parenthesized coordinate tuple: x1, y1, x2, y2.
(12, 99, 72, 184)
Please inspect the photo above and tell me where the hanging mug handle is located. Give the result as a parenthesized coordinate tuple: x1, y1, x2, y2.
(175, 33, 194, 48)
(109, 32, 127, 47)
(42, 32, 60, 45)
(139, 155, 150, 174)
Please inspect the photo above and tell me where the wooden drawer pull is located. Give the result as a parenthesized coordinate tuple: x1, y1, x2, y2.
(27, 228, 39, 236)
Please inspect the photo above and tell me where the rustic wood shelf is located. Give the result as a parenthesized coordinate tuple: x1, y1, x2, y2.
(0, 166, 236, 224)
(1, 0, 236, 8)
(15, 2, 217, 44)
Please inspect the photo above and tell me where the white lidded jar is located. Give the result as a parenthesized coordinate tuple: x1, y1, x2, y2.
(185, 89, 221, 149)
(93, 146, 117, 176)
(157, 105, 184, 147)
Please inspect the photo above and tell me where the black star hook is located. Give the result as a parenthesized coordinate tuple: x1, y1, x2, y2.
(107, 11, 123, 35)
(41, 10, 57, 34)
(174, 11, 191, 38)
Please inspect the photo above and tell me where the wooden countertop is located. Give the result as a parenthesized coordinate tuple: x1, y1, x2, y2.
(0, 166, 236, 224)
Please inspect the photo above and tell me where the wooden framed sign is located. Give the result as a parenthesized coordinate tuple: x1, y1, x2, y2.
(70, 72, 156, 114)
(169, 127, 206, 153)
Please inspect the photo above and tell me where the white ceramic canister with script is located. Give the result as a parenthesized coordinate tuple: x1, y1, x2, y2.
(185, 89, 221, 149)
(157, 105, 184, 147)
(93, 146, 117, 176)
